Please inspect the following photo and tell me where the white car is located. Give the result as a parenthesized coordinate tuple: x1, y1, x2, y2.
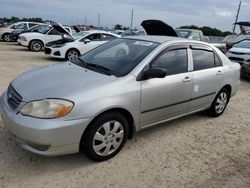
(17, 23, 72, 52)
(226, 39, 250, 64)
(0, 21, 41, 42)
(44, 29, 120, 60)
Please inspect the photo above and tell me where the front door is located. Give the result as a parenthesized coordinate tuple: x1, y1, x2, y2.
(140, 47, 193, 127)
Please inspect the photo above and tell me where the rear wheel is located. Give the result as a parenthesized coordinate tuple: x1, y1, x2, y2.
(3, 33, 11, 42)
(207, 88, 229, 117)
(81, 112, 128, 161)
(30, 40, 43, 52)
(66, 49, 80, 60)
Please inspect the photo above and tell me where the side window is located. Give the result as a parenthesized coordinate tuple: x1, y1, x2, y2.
(152, 49, 188, 75)
(86, 34, 101, 41)
(28, 23, 37, 28)
(102, 34, 115, 41)
(48, 28, 60, 35)
(214, 54, 222, 67)
(192, 49, 216, 71)
(15, 23, 28, 30)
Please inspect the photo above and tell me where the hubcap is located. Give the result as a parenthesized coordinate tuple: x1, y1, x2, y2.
(4, 34, 10, 41)
(33, 42, 42, 51)
(68, 51, 79, 60)
(92, 121, 124, 156)
(215, 92, 227, 114)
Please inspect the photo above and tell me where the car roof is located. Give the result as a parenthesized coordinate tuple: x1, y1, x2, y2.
(123, 35, 192, 44)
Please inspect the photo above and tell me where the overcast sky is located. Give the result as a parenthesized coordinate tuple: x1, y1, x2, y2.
(0, 0, 249, 32)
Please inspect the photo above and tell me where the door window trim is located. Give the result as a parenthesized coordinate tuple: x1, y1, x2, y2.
(137, 44, 191, 81)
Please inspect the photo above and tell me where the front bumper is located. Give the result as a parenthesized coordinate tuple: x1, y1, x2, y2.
(0, 92, 91, 156)
(241, 63, 250, 79)
(44, 47, 65, 59)
(19, 40, 29, 47)
(227, 53, 250, 65)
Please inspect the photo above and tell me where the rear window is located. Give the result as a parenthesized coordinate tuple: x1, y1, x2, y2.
(192, 49, 221, 71)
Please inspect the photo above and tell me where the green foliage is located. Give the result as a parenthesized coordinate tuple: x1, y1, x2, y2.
(0, 16, 44, 23)
(179, 25, 232, 37)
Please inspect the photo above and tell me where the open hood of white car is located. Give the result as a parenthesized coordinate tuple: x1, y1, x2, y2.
(51, 22, 75, 40)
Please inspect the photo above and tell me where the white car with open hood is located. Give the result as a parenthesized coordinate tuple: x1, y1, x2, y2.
(17, 23, 72, 52)
(44, 30, 120, 60)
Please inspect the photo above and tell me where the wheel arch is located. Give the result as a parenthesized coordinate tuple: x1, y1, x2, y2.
(82, 107, 135, 143)
(65, 48, 81, 59)
(222, 84, 232, 98)
(1, 32, 10, 40)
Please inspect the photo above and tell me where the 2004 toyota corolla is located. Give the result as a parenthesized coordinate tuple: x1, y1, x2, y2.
(0, 36, 240, 161)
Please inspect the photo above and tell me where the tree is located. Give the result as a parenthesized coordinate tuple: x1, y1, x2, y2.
(179, 25, 232, 37)
(114, 24, 123, 30)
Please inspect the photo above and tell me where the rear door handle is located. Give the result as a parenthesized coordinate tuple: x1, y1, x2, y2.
(216, 70, 223, 75)
(183, 76, 192, 82)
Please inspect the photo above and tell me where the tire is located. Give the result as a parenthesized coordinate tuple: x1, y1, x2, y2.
(30, 40, 43, 52)
(66, 49, 80, 60)
(3, 33, 11, 42)
(81, 112, 129, 161)
(207, 88, 230, 117)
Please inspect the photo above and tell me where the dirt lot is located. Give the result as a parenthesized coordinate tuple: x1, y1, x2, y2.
(0, 41, 250, 188)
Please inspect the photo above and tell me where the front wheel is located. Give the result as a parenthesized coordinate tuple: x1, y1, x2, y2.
(3, 33, 11, 42)
(66, 49, 80, 60)
(30, 40, 43, 52)
(81, 112, 128, 161)
(207, 88, 230, 117)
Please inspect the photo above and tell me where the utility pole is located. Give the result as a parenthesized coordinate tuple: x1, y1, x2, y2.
(130, 9, 134, 29)
(98, 13, 101, 28)
(233, 1, 241, 33)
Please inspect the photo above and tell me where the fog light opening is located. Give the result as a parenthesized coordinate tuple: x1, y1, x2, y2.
(26, 141, 51, 151)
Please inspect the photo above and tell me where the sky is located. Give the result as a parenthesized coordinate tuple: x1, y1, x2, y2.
(0, 0, 249, 32)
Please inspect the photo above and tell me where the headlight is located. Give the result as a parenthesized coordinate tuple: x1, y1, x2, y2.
(52, 44, 65, 48)
(20, 99, 74, 119)
(20, 36, 27, 41)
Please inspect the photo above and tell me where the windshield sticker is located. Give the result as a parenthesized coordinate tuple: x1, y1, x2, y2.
(134, 41, 153, 46)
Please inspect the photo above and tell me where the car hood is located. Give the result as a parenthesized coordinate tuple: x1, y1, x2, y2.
(51, 22, 74, 40)
(141, 20, 178, 37)
(11, 62, 117, 101)
(229, 47, 250, 53)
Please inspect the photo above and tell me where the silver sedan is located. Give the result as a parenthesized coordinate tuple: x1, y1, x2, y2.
(0, 36, 240, 161)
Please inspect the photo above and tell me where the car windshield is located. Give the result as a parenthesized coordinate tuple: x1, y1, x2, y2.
(70, 31, 88, 40)
(176, 30, 191, 38)
(234, 40, 250, 49)
(75, 38, 159, 77)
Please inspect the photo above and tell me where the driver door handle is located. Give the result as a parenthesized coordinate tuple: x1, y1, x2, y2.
(183, 76, 192, 82)
(216, 70, 223, 75)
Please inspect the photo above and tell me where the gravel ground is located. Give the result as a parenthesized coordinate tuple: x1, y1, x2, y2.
(0, 42, 250, 188)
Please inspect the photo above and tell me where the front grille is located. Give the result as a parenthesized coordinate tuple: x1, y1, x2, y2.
(44, 47, 52, 54)
(7, 84, 22, 110)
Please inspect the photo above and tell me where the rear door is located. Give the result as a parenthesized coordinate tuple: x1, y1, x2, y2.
(188, 45, 224, 112)
(140, 45, 193, 127)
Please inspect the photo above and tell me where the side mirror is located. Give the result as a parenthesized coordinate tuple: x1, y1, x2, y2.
(142, 67, 167, 80)
(84, 39, 91, 44)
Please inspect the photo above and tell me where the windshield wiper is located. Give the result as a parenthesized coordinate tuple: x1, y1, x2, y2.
(71, 59, 112, 76)
(85, 63, 112, 76)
